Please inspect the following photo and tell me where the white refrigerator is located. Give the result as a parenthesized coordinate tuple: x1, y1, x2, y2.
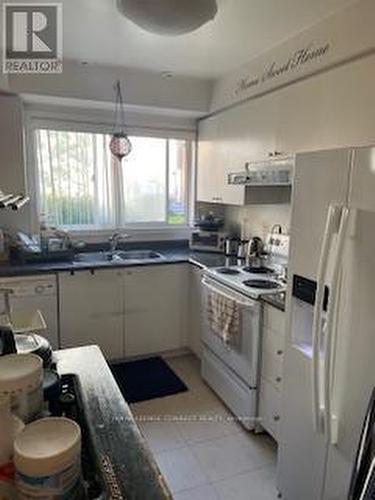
(277, 147, 375, 500)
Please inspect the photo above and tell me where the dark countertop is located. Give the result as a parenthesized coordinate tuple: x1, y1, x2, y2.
(55, 345, 172, 500)
(260, 293, 286, 312)
(0, 241, 234, 277)
(0, 242, 286, 311)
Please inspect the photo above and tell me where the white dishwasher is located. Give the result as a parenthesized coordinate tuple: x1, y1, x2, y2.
(0, 275, 59, 349)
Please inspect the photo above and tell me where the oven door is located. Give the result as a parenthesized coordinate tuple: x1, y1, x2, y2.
(201, 276, 261, 388)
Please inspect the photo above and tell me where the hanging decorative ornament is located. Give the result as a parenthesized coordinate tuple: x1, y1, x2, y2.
(110, 80, 132, 161)
(117, 0, 218, 36)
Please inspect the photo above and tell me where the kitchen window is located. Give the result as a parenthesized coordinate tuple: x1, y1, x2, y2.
(34, 128, 192, 230)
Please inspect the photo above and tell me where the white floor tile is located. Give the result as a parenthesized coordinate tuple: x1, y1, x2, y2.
(138, 421, 185, 454)
(131, 355, 278, 497)
(166, 355, 204, 391)
(213, 464, 278, 500)
(155, 447, 209, 494)
(191, 432, 276, 482)
(176, 404, 241, 444)
(174, 484, 219, 500)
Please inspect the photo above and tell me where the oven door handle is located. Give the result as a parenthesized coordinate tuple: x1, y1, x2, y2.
(201, 276, 258, 309)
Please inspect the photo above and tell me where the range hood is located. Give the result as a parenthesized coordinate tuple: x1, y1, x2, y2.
(228, 156, 294, 186)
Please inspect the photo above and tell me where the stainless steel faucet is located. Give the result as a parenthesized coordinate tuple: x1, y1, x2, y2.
(108, 232, 129, 253)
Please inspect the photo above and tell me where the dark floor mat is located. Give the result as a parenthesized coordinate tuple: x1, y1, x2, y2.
(110, 356, 188, 404)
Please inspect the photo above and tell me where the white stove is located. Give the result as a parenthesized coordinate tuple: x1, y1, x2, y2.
(200, 233, 289, 430)
(204, 264, 286, 299)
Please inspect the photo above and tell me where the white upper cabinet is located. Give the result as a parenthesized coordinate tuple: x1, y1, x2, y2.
(197, 92, 279, 205)
(197, 113, 246, 205)
(349, 147, 375, 213)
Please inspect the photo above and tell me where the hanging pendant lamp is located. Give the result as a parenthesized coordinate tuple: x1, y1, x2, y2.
(117, 0, 218, 36)
(110, 80, 132, 161)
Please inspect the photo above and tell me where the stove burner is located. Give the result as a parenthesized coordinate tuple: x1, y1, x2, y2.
(243, 279, 283, 290)
(216, 268, 241, 275)
(243, 266, 274, 274)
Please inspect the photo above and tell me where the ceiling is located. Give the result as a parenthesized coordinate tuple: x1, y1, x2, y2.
(62, 0, 353, 79)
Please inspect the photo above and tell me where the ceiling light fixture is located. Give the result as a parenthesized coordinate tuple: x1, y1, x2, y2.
(109, 80, 132, 161)
(117, 0, 218, 36)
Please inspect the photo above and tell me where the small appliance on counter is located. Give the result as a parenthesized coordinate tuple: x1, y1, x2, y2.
(190, 212, 229, 253)
(224, 237, 241, 257)
(190, 230, 229, 253)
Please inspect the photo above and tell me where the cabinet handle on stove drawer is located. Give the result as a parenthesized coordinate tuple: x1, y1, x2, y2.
(276, 377, 282, 383)
(273, 415, 280, 422)
(276, 350, 283, 356)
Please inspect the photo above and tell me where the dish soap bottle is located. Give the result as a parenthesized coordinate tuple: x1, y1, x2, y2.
(0, 395, 24, 499)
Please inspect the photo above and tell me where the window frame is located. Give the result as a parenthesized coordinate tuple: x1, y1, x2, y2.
(27, 115, 195, 236)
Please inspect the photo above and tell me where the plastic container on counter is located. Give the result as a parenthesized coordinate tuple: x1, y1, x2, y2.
(0, 354, 43, 423)
(0, 395, 25, 500)
(14, 417, 82, 499)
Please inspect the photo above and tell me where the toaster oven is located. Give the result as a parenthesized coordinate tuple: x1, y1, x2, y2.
(189, 230, 228, 253)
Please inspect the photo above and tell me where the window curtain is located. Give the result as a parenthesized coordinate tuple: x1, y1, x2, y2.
(35, 129, 120, 228)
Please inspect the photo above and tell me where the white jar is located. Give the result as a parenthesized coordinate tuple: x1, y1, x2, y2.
(14, 417, 82, 499)
(0, 395, 25, 500)
(0, 354, 43, 423)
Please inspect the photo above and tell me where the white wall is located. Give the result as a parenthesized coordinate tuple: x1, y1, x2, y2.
(9, 61, 213, 115)
(211, 0, 375, 112)
(0, 94, 32, 232)
(225, 204, 291, 240)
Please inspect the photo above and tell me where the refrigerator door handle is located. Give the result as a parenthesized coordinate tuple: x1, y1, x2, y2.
(312, 204, 340, 433)
(323, 206, 350, 445)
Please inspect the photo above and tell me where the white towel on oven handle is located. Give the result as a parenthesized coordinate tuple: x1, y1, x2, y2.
(206, 287, 241, 346)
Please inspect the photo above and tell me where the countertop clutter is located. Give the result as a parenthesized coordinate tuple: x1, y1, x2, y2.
(0, 240, 285, 310)
(0, 240, 222, 276)
(55, 345, 172, 500)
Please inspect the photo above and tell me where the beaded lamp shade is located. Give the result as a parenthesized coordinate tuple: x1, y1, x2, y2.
(110, 81, 132, 161)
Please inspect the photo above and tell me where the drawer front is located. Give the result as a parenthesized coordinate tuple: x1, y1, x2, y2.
(259, 377, 281, 441)
(261, 350, 283, 389)
(263, 305, 286, 335)
(202, 348, 257, 430)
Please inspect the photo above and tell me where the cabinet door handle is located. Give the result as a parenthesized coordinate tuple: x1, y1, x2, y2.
(276, 376, 282, 383)
(276, 350, 283, 356)
(273, 415, 280, 422)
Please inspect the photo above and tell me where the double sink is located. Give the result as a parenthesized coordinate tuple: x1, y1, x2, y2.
(74, 249, 164, 263)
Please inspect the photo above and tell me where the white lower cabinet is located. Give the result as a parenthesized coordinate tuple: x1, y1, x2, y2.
(59, 264, 188, 361)
(258, 304, 286, 442)
(59, 269, 124, 360)
(123, 264, 188, 357)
